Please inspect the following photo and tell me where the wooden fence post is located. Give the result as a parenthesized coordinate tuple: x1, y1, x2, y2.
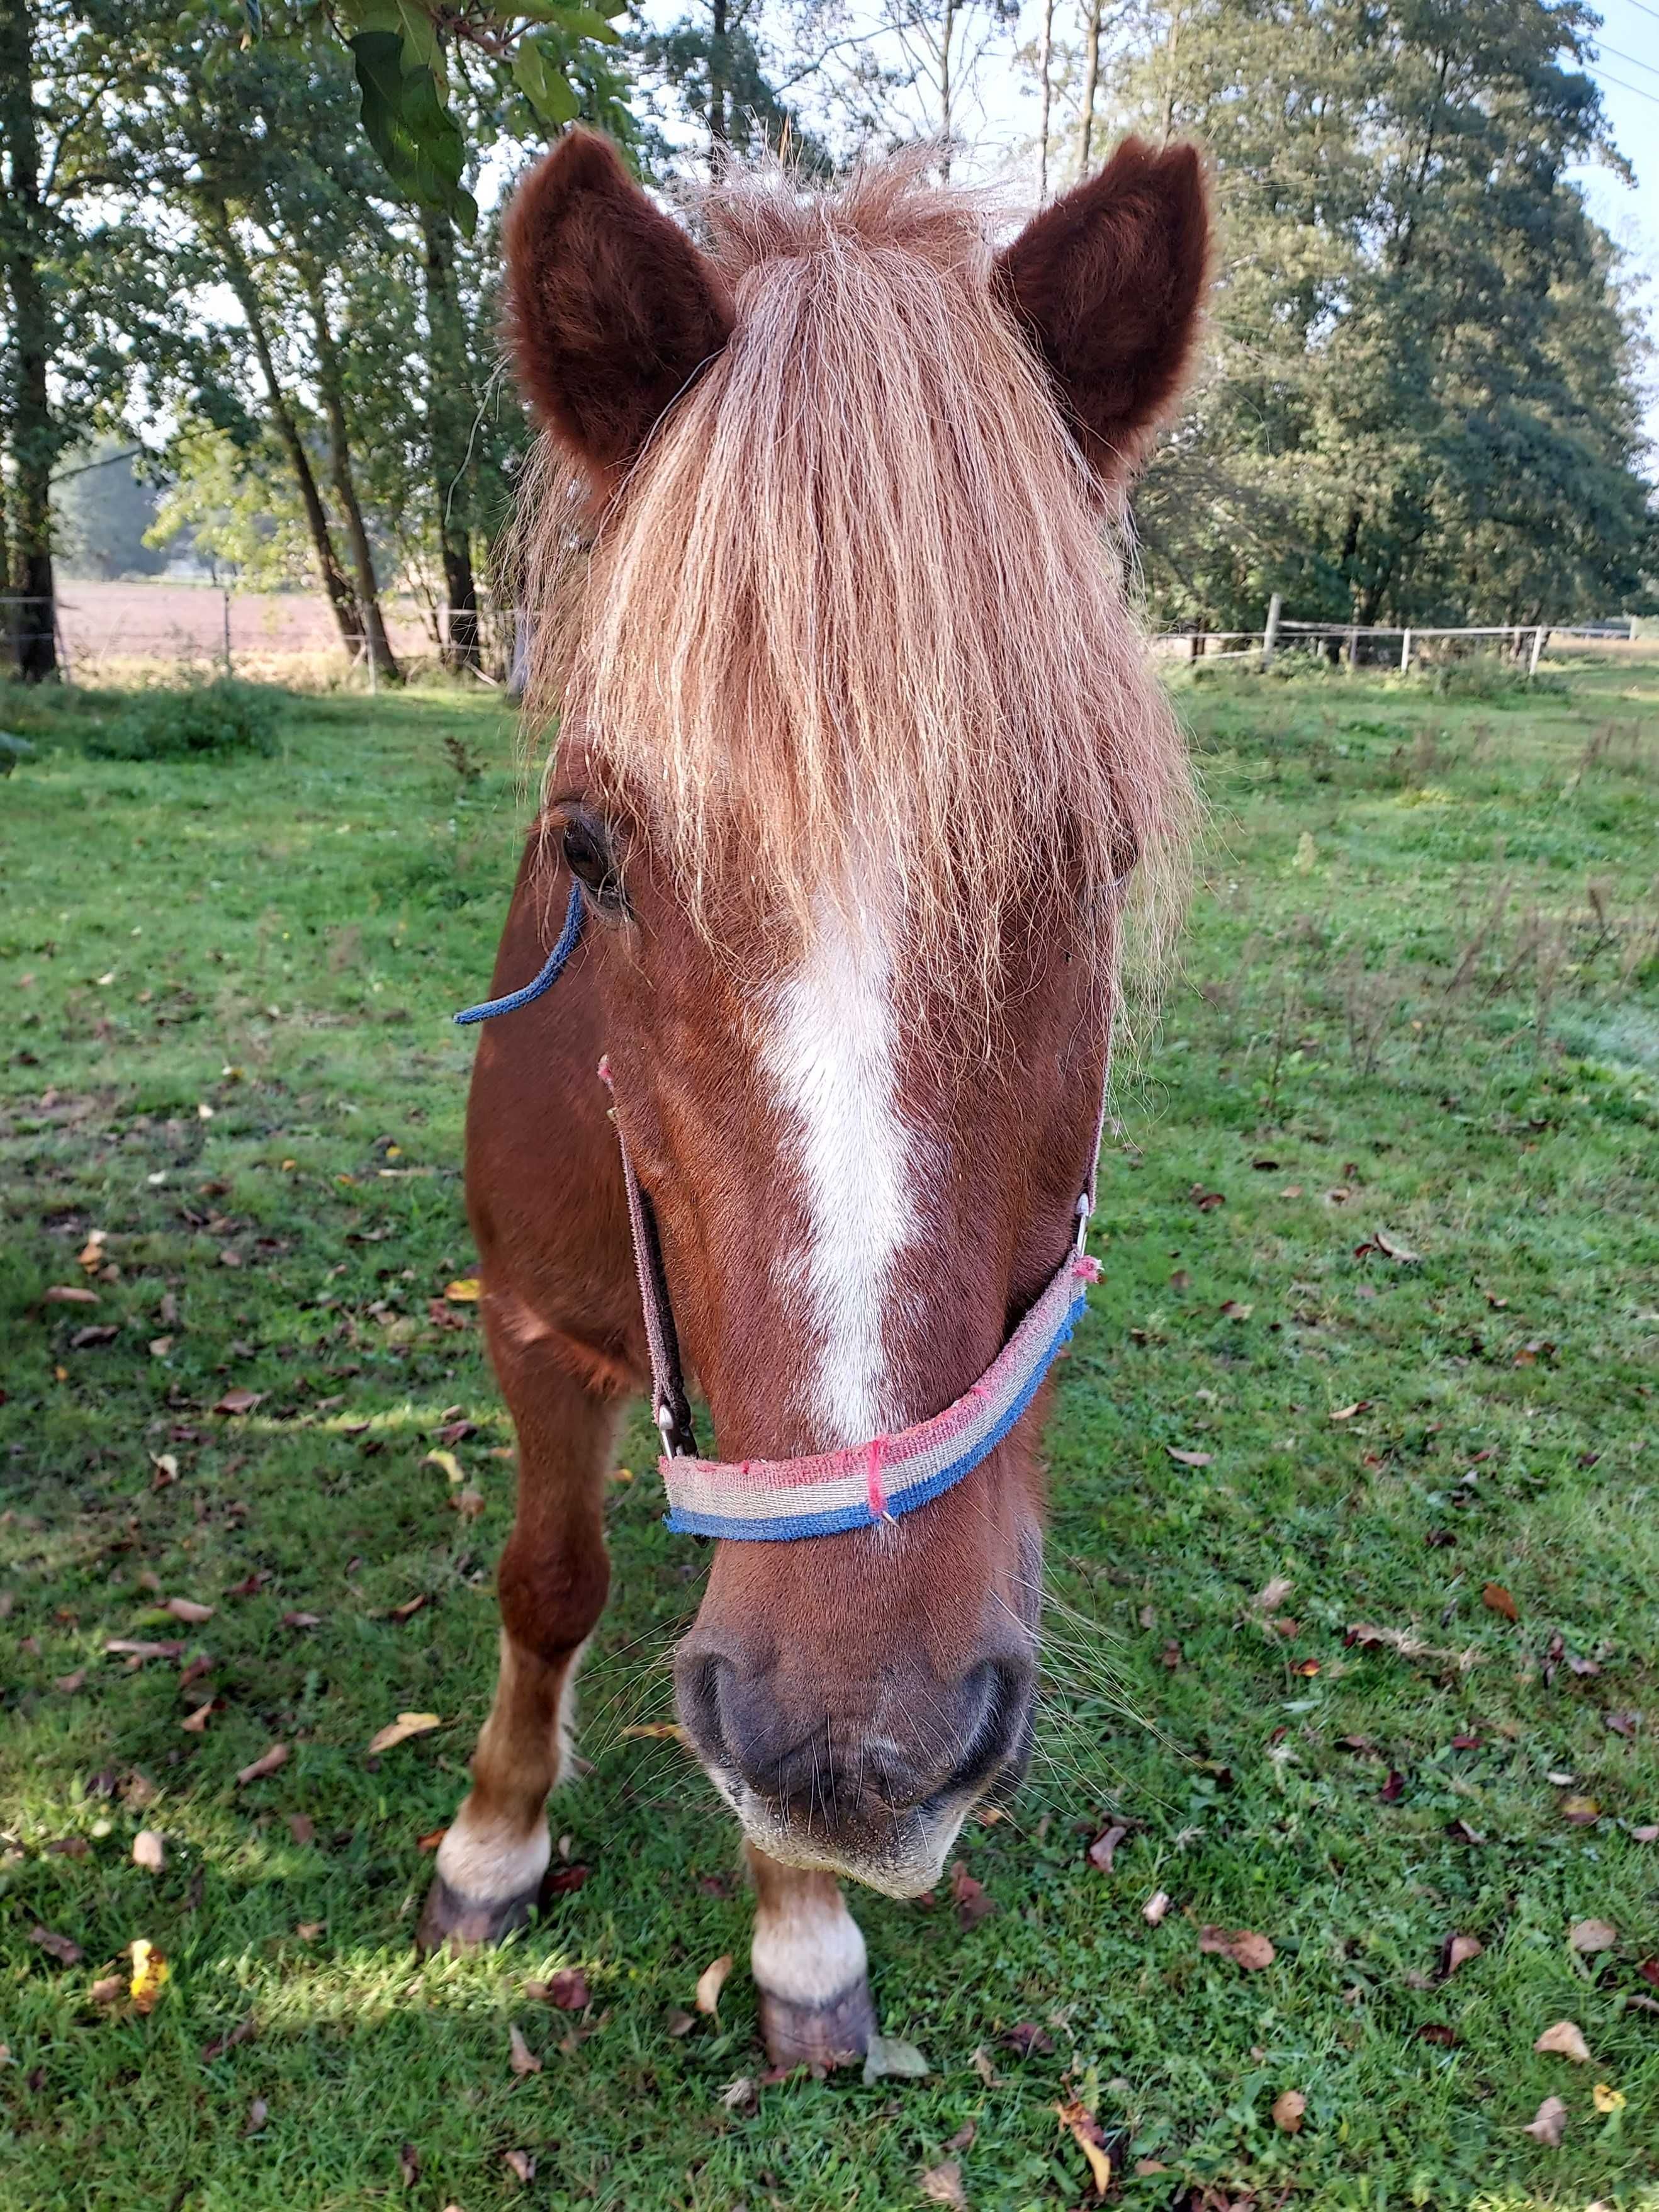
(1527, 625, 1546, 678)
(1262, 592, 1282, 669)
(1400, 628, 1412, 672)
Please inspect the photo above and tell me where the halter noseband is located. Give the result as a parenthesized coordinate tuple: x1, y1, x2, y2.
(456, 882, 1109, 1542)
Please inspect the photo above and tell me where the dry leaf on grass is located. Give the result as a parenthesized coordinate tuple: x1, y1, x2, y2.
(29, 1926, 83, 1967)
(132, 1831, 165, 1873)
(54, 1667, 87, 1693)
(950, 1861, 997, 1927)
(211, 1388, 264, 1416)
(163, 1596, 214, 1624)
(1143, 1889, 1171, 1926)
(507, 2023, 541, 2077)
(1254, 1576, 1293, 1611)
(1199, 1925, 1276, 1971)
(1054, 2100, 1113, 2196)
(1524, 2096, 1568, 2146)
(1534, 2020, 1591, 2063)
(45, 1284, 99, 1304)
(1271, 2088, 1307, 2133)
(243, 2096, 268, 2135)
(919, 2160, 967, 2208)
(236, 1741, 288, 1786)
(1593, 2082, 1625, 2114)
(1482, 1583, 1519, 1622)
(128, 1939, 169, 2013)
(502, 2150, 536, 2183)
(1569, 1918, 1617, 1955)
(366, 1712, 441, 1756)
(1439, 1932, 1483, 1978)
(1166, 1446, 1212, 1467)
(1086, 1824, 1128, 1873)
(444, 1278, 481, 1302)
(695, 1953, 733, 2014)
(89, 1974, 125, 2007)
(863, 2034, 931, 2084)
(532, 1967, 590, 2011)
(422, 1450, 464, 1485)
(286, 1813, 314, 1847)
(181, 1701, 217, 1734)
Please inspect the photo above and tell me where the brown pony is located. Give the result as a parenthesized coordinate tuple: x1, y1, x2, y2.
(419, 129, 1208, 2068)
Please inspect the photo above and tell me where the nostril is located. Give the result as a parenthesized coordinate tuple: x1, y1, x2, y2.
(936, 1656, 1033, 1800)
(675, 1647, 734, 1770)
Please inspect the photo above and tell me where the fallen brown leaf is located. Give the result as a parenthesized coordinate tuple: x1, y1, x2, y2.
(366, 1712, 441, 1756)
(1482, 1582, 1519, 1622)
(1086, 1823, 1128, 1874)
(89, 1975, 125, 2007)
(212, 1389, 264, 1416)
(695, 1953, 733, 2014)
(180, 1700, 217, 1734)
(1271, 2087, 1307, 2133)
(1524, 2095, 1568, 2147)
(718, 2074, 758, 2113)
(104, 1638, 184, 1666)
(200, 2016, 257, 2062)
(132, 1830, 166, 1874)
(1166, 1446, 1213, 1466)
(286, 1813, 314, 1847)
(243, 2096, 268, 2135)
(1534, 2019, 1591, 2063)
(1199, 1926, 1276, 1971)
(950, 1860, 997, 1928)
(29, 1926, 83, 1967)
(507, 2023, 541, 2077)
(235, 1741, 288, 1786)
(1439, 1931, 1483, 1978)
(502, 2150, 536, 2183)
(398, 2143, 421, 2187)
(53, 1667, 87, 1694)
(1143, 1888, 1171, 1926)
(1569, 1917, 1617, 1955)
(1054, 2099, 1113, 2197)
(919, 2161, 967, 2208)
(528, 1967, 590, 2011)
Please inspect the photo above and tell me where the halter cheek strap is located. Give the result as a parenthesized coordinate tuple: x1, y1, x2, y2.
(457, 885, 1112, 1542)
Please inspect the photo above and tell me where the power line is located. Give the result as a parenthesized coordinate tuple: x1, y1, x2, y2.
(1621, 0, 1659, 23)
(1594, 37, 1659, 79)
(1585, 61, 1659, 108)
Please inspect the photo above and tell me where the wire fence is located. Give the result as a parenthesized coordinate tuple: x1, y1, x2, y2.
(0, 582, 517, 689)
(3, 583, 1649, 692)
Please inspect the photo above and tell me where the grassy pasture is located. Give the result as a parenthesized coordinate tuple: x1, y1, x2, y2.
(1, 653, 1656, 2212)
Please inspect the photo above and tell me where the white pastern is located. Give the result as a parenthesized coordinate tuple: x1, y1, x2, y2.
(751, 1883, 870, 2006)
(762, 903, 916, 1445)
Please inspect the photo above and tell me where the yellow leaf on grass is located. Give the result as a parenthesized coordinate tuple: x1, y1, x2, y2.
(128, 1939, 170, 2014)
(367, 1712, 442, 1756)
(1055, 2100, 1113, 2197)
(1593, 2083, 1625, 2114)
(423, 1450, 464, 1485)
(444, 1279, 481, 1302)
(695, 1954, 733, 2014)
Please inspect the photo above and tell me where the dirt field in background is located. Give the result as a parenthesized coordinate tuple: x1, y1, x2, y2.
(55, 579, 441, 674)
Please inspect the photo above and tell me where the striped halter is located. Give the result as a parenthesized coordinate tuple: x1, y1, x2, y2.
(458, 882, 1107, 1542)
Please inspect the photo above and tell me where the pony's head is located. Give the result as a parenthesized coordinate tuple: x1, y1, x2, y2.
(505, 132, 1206, 1895)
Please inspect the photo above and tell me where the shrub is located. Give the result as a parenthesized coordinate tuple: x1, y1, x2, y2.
(84, 679, 284, 762)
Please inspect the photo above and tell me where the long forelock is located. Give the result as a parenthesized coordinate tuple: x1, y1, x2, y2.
(519, 152, 1195, 1026)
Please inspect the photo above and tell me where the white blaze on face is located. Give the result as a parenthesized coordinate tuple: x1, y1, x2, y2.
(762, 901, 916, 1447)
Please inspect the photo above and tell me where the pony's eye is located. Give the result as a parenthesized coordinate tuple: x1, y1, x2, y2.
(561, 813, 626, 911)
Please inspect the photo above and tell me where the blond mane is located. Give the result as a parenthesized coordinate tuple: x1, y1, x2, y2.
(517, 152, 1195, 1025)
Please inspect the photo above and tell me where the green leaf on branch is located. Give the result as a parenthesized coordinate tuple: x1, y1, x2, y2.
(513, 33, 582, 125)
(348, 30, 478, 237)
(515, 0, 622, 38)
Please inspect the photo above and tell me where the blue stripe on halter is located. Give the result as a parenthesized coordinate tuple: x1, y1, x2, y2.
(661, 1285, 1091, 1541)
(454, 882, 585, 1025)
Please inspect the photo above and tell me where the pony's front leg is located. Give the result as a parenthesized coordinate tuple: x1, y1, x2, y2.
(746, 1843, 877, 2068)
(419, 1329, 620, 1950)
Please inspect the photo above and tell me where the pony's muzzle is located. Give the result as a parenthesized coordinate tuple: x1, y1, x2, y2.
(673, 1632, 1036, 1889)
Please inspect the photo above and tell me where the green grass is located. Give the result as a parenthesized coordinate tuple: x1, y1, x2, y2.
(2, 657, 1656, 2212)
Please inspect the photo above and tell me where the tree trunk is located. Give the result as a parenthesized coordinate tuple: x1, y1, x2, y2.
(938, 0, 955, 179)
(206, 201, 362, 655)
(304, 270, 400, 683)
(1077, 0, 1102, 174)
(709, 0, 728, 162)
(419, 203, 480, 674)
(1037, 0, 1055, 204)
(1, 0, 59, 680)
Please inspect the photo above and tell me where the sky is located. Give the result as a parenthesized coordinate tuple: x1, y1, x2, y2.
(1568, 0, 1659, 447)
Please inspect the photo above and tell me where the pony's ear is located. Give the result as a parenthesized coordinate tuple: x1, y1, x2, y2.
(503, 130, 735, 485)
(996, 137, 1210, 483)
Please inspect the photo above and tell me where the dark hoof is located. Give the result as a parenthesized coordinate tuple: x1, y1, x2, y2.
(756, 1975, 876, 2070)
(415, 1873, 539, 1955)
